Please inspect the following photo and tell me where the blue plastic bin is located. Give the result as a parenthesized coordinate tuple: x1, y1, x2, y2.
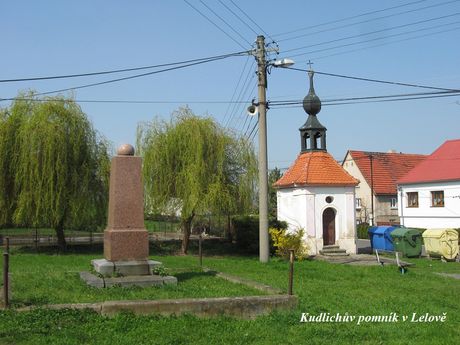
(368, 226, 397, 251)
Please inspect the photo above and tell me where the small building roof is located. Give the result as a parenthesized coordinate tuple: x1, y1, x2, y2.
(275, 151, 358, 188)
(346, 150, 427, 195)
(397, 139, 460, 185)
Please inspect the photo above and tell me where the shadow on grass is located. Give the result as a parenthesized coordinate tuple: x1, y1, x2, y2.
(173, 270, 217, 283)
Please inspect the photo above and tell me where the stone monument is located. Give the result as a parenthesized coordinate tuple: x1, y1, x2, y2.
(81, 144, 177, 287)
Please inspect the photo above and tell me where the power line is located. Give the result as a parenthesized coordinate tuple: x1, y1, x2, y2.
(0, 54, 243, 101)
(247, 119, 258, 140)
(221, 56, 252, 126)
(283, 12, 460, 54)
(271, 90, 460, 105)
(183, 0, 248, 50)
(323, 91, 460, 105)
(0, 51, 248, 83)
(7, 85, 458, 108)
(272, 0, 430, 38)
(2, 97, 253, 105)
(217, 0, 258, 36)
(225, 66, 255, 128)
(283, 67, 459, 91)
(228, 0, 275, 43)
(270, 90, 460, 105)
(288, 19, 460, 58)
(276, 0, 460, 42)
(233, 81, 256, 132)
(243, 115, 255, 137)
(296, 24, 460, 62)
(250, 126, 259, 142)
(198, 0, 252, 46)
(270, 91, 460, 108)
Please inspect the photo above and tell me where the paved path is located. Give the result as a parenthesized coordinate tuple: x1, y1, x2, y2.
(316, 253, 413, 266)
(435, 273, 460, 280)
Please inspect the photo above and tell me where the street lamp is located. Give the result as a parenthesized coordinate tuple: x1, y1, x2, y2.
(272, 58, 295, 68)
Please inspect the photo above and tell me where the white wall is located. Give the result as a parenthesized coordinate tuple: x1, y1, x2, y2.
(398, 180, 460, 228)
(277, 185, 357, 254)
(342, 152, 372, 223)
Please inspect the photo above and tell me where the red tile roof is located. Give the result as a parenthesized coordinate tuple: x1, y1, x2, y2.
(397, 139, 460, 185)
(347, 150, 427, 195)
(275, 151, 358, 188)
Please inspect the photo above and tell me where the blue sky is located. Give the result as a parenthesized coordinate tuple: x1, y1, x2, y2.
(1, 0, 459, 169)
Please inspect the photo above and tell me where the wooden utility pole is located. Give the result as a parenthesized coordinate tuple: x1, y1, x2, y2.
(256, 35, 269, 263)
(370, 154, 374, 226)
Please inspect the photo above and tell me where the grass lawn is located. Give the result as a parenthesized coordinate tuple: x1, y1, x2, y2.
(0, 252, 263, 307)
(0, 246, 459, 345)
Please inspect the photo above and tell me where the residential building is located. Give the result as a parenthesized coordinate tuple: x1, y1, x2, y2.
(342, 150, 426, 226)
(397, 139, 460, 228)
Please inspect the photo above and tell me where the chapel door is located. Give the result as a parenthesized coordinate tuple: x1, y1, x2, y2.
(322, 208, 336, 245)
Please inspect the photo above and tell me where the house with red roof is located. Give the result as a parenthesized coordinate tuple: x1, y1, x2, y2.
(397, 139, 460, 228)
(342, 150, 426, 226)
(275, 71, 358, 255)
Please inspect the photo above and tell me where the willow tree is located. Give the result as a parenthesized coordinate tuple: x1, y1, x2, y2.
(0, 97, 37, 227)
(0, 94, 110, 250)
(137, 107, 257, 254)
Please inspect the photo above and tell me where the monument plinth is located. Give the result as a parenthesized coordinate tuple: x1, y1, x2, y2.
(103, 154, 149, 261)
(87, 144, 176, 286)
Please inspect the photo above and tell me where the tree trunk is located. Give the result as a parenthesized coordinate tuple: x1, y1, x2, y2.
(55, 221, 67, 252)
(181, 213, 194, 254)
(224, 214, 232, 241)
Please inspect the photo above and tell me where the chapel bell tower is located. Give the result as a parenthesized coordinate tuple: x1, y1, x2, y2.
(299, 70, 327, 152)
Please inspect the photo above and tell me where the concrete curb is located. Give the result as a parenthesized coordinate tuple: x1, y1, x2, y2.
(101, 295, 297, 318)
(17, 295, 298, 319)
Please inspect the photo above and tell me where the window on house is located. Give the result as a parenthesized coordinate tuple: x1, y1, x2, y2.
(356, 198, 362, 209)
(431, 190, 444, 207)
(407, 192, 418, 208)
(390, 197, 397, 209)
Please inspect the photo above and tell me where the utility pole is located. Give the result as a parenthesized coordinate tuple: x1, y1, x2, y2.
(369, 154, 374, 226)
(399, 187, 404, 227)
(256, 35, 269, 263)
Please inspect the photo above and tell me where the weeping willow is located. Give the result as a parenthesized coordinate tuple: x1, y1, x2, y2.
(137, 107, 257, 253)
(0, 94, 110, 250)
(0, 99, 33, 226)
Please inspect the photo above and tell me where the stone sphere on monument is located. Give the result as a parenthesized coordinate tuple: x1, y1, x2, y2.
(117, 143, 135, 156)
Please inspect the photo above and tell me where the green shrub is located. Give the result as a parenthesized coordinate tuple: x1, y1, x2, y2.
(152, 265, 169, 277)
(269, 227, 309, 260)
(232, 215, 287, 254)
(357, 222, 370, 239)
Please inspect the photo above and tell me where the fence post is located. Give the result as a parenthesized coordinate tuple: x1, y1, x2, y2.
(199, 233, 203, 268)
(35, 228, 38, 252)
(288, 249, 294, 296)
(3, 237, 10, 308)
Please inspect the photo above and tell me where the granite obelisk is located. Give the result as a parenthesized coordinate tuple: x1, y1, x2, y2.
(92, 144, 158, 276)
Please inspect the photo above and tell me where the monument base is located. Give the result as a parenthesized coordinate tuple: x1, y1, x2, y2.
(92, 259, 161, 277)
(80, 271, 177, 288)
(104, 229, 149, 261)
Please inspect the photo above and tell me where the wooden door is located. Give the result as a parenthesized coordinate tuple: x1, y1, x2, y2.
(322, 208, 336, 245)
